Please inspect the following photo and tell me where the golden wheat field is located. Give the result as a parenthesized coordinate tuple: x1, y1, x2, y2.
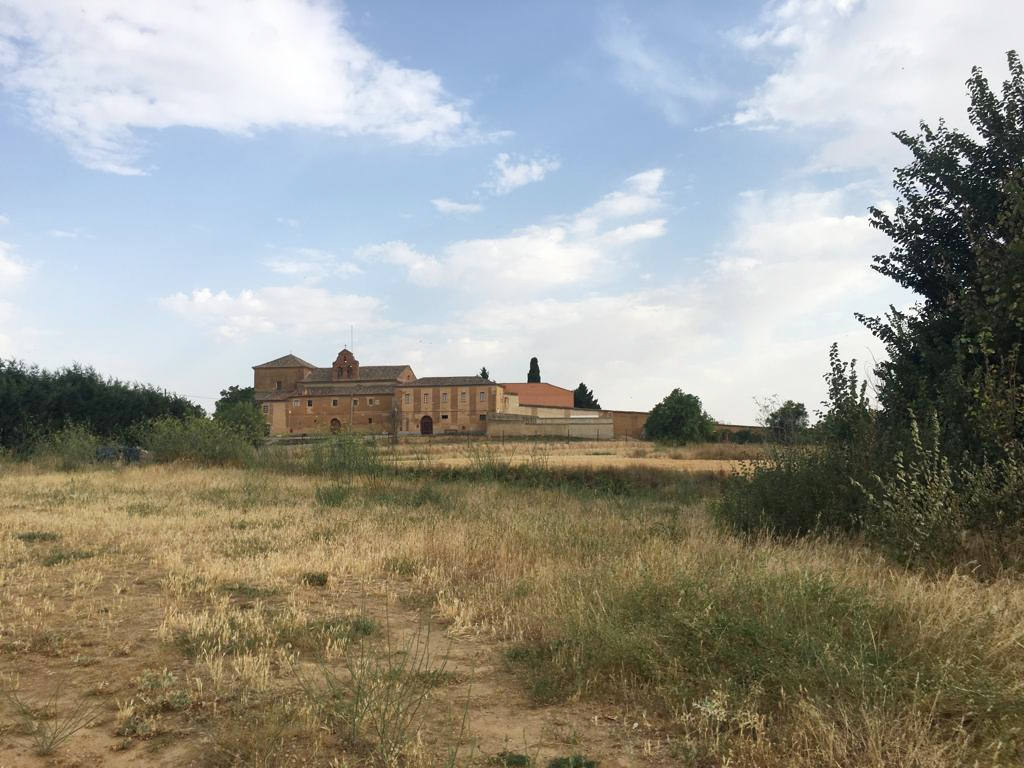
(1, 455, 1023, 767)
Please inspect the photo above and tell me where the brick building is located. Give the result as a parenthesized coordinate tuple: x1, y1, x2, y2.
(253, 347, 648, 438)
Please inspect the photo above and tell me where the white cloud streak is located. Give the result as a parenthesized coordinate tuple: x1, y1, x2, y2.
(432, 198, 483, 214)
(601, 13, 720, 123)
(265, 248, 362, 281)
(734, 0, 1024, 171)
(367, 168, 667, 293)
(0, 0, 478, 174)
(160, 286, 384, 340)
(0, 241, 28, 286)
(484, 153, 560, 195)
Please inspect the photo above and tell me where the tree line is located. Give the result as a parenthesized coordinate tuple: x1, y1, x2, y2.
(0, 360, 203, 451)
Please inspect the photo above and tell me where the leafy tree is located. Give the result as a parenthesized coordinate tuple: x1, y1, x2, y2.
(0, 359, 202, 451)
(573, 382, 601, 410)
(766, 400, 809, 443)
(858, 51, 1024, 458)
(213, 400, 267, 446)
(527, 357, 541, 383)
(644, 389, 715, 443)
(479, 366, 490, 380)
(214, 385, 255, 414)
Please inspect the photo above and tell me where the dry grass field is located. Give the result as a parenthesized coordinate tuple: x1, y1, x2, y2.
(1, 452, 1023, 767)
(376, 439, 764, 475)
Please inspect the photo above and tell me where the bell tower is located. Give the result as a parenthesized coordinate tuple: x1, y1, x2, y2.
(332, 348, 360, 381)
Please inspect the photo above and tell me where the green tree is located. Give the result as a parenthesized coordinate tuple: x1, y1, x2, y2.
(527, 357, 541, 383)
(573, 382, 600, 410)
(479, 366, 490, 380)
(0, 359, 202, 451)
(858, 51, 1024, 458)
(214, 385, 255, 413)
(644, 389, 715, 443)
(766, 400, 809, 443)
(213, 400, 267, 447)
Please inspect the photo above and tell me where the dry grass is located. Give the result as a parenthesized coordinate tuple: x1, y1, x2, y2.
(0, 461, 1022, 766)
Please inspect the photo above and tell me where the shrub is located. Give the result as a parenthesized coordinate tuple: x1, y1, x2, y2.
(855, 413, 962, 566)
(141, 416, 254, 466)
(645, 389, 715, 444)
(31, 423, 100, 471)
(213, 400, 267, 447)
(299, 434, 384, 477)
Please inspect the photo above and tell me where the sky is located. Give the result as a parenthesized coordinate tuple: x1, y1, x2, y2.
(0, 0, 1021, 422)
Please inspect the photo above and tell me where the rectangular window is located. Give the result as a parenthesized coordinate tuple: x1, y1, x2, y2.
(353, 399, 359, 406)
(332, 399, 338, 407)
(479, 414, 486, 421)
(460, 391, 467, 403)
(368, 398, 375, 406)
(368, 417, 373, 424)
(404, 393, 411, 404)
(479, 392, 485, 401)
(441, 414, 448, 420)
(422, 393, 429, 404)
(307, 399, 313, 407)
(275, 380, 282, 391)
(441, 392, 448, 403)
(262, 404, 269, 414)
(293, 399, 300, 407)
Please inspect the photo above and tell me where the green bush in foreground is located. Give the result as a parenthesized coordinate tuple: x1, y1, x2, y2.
(142, 416, 254, 466)
(31, 423, 101, 471)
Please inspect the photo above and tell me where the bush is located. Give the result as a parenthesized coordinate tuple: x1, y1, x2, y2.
(213, 400, 267, 447)
(645, 389, 715, 444)
(32, 423, 100, 471)
(141, 416, 254, 466)
(717, 446, 867, 536)
(855, 413, 962, 566)
(297, 434, 384, 477)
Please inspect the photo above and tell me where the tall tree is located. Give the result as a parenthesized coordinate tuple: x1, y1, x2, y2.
(573, 382, 600, 410)
(858, 51, 1024, 457)
(527, 357, 541, 383)
(644, 389, 715, 443)
(765, 399, 809, 443)
(479, 366, 490, 380)
(214, 385, 255, 415)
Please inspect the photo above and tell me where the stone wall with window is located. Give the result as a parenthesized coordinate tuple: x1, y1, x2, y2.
(394, 383, 502, 435)
(278, 393, 396, 435)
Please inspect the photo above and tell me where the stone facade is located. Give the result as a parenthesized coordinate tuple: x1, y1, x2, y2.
(253, 347, 653, 439)
(394, 378, 501, 435)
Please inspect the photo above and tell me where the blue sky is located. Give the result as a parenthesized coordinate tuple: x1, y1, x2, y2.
(0, 0, 1021, 421)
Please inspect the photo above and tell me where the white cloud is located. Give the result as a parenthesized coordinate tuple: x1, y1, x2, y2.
(432, 198, 483, 215)
(0, 241, 33, 358)
(0, 0, 478, 174)
(484, 153, 560, 195)
(365, 168, 667, 294)
(265, 248, 362, 281)
(428, 185, 908, 421)
(356, 241, 443, 287)
(160, 285, 384, 340)
(0, 214, 8, 226)
(734, 0, 1024, 171)
(276, 217, 300, 228)
(601, 13, 720, 123)
(0, 241, 28, 285)
(574, 168, 665, 234)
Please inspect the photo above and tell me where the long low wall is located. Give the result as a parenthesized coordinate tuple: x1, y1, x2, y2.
(602, 410, 648, 439)
(485, 413, 615, 440)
